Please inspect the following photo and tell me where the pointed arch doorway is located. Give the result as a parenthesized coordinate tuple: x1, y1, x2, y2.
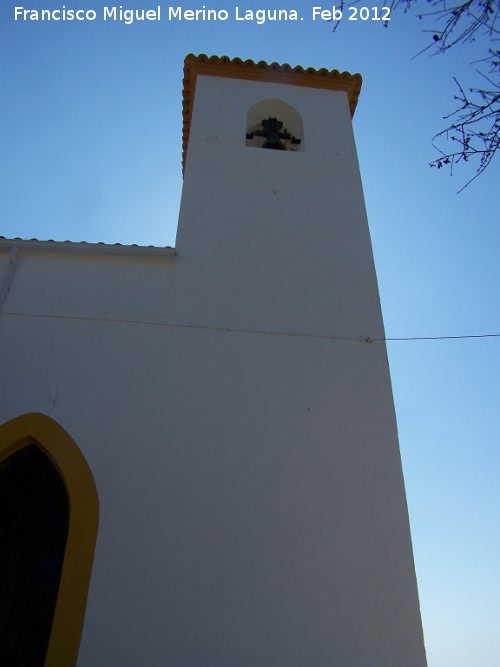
(0, 414, 99, 667)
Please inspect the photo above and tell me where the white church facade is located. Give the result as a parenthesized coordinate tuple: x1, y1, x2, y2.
(0, 54, 427, 666)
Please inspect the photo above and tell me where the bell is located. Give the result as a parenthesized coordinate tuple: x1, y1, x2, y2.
(262, 139, 287, 150)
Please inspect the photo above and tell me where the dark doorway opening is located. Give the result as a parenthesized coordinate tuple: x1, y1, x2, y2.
(0, 444, 69, 666)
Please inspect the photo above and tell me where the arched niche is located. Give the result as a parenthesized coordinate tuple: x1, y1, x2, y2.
(0, 413, 99, 667)
(246, 97, 304, 152)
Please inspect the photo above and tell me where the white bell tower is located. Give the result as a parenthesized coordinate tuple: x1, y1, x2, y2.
(169, 55, 428, 666)
(0, 54, 428, 666)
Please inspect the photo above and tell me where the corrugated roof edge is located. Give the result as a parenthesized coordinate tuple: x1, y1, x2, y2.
(0, 237, 176, 259)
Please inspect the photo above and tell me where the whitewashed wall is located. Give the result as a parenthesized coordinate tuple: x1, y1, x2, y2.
(0, 74, 426, 666)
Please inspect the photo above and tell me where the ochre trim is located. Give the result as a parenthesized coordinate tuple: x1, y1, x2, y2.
(182, 54, 363, 173)
(0, 413, 99, 667)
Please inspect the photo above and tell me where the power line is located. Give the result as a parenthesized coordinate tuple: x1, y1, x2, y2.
(381, 333, 500, 342)
(3, 311, 499, 344)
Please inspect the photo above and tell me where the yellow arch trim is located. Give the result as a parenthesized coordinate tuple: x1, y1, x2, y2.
(0, 413, 99, 667)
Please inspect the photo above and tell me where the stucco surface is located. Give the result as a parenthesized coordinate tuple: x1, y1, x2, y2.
(0, 74, 426, 666)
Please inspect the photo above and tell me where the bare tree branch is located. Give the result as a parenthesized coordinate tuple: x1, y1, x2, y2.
(333, 1, 500, 189)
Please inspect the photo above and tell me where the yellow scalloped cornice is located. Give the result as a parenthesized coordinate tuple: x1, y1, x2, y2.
(182, 54, 363, 173)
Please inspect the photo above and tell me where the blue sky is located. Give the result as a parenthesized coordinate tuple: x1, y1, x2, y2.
(2, 2, 499, 664)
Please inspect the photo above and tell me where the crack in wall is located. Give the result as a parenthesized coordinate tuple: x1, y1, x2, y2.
(46, 330, 63, 414)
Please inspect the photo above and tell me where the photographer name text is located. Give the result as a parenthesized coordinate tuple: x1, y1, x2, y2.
(13, 5, 391, 24)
